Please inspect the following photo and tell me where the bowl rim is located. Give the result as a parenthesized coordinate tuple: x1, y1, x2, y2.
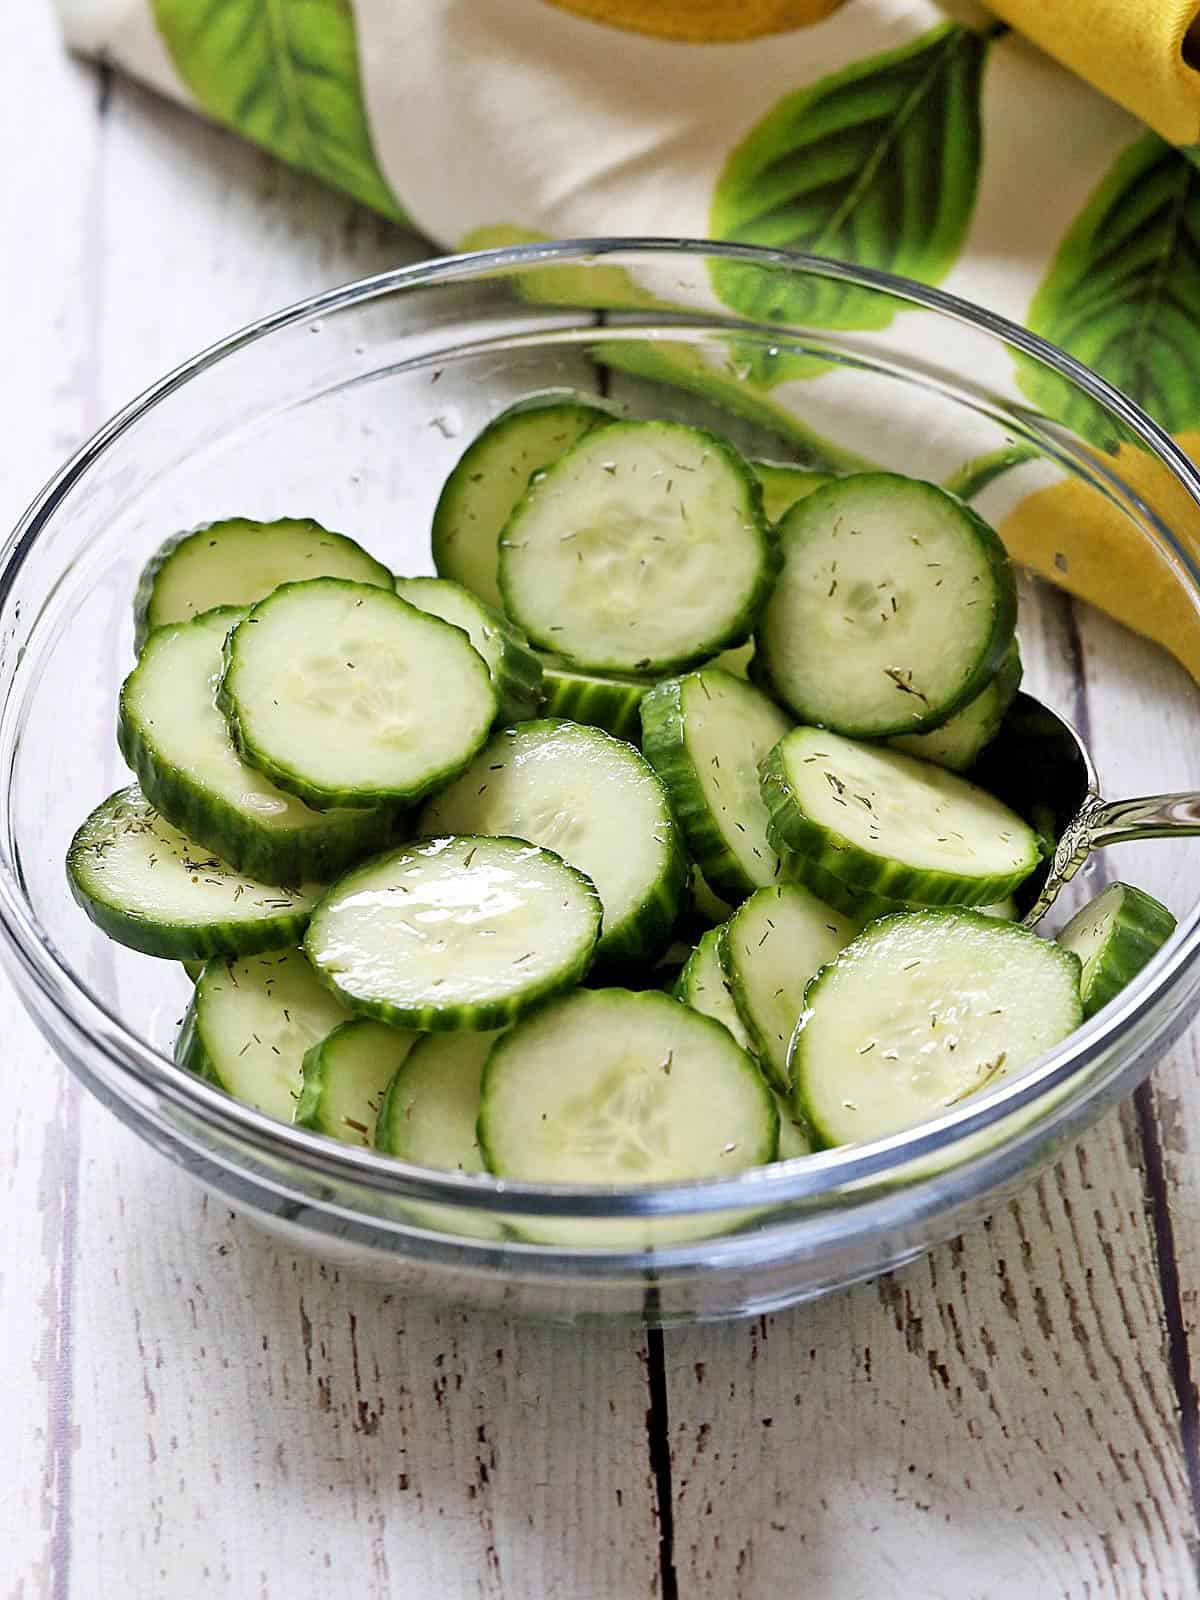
(4, 235, 1200, 1221)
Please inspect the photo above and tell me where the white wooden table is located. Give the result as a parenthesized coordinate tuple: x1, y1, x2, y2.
(7, 6, 1200, 1595)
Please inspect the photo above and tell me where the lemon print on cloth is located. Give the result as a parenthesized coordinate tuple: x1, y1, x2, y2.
(1000, 436, 1200, 684)
(540, 0, 844, 43)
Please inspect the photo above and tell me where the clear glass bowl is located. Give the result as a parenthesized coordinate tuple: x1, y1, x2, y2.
(4, 239, 1200, 1324)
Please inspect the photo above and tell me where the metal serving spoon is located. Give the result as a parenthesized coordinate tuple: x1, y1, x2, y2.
(970, 693, 1200, 927)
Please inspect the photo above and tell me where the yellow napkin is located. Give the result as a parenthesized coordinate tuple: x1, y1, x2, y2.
(988, 0, 1200, 150)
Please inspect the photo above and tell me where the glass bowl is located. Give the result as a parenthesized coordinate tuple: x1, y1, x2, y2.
(4, 239, 1200, 1325)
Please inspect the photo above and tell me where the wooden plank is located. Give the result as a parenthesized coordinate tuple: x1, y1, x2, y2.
(657, 576, 1200, 1598)
(57, 77, 659, 1600)
(661, 1149, 1196, 1600)
(69, 1128, 659, 1599)
(1069, 596, 1200, 1513)
(0, 2, 106, 1594)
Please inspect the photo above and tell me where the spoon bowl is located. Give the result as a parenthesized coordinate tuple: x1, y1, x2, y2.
(972, 692, 1200, 925)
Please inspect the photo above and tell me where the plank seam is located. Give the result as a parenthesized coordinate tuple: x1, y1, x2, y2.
(644, 1328, 679, 1600)
(1065, 595, 1200, 1554)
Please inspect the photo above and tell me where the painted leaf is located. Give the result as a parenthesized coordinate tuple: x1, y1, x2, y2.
(710, 22, 990, 346)
(1019, 134, 1200, 445)
(460, 226, 871, 470)
(150, 0, 404, 221)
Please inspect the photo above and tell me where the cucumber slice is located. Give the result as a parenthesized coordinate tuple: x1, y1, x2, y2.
(479, 987, 778, 1183)
(761, 728, 1042, 907)
(751, 460, 835, 524)
(499, 420, 775, 674)
(1057, 881, 1176, 1018)
(394, 575, 543, 724)
(134, 517, 391, 651)
(418, 720, 686, 964)
(376, 1030, 496, 1169)
(182, 959, 205, 982)
(539, 660, 651, 742)
(718, 885, 856, 1093)
(785, 851, 1018, 926)
(296, 1018, 415, 1145)
(376, 1031, 507, 1242)
(119, 608, 391, 884)
(673, 927, 753, 1054)
(649, 940, 695, 989)
(981, 896, 1019, 922)
(177, 949, 352, 1120)
(774, 1094, 813, 1160)
(688, 867, 734, 929)
(66, 785, 320, 960)
(304, 834, 602, 1029)
(641, 666, 792, 901)
(709, 641, 754, 678)
(218, 579, 497, 810)
(792, 910, 1083, 1148)
(432, 392, 614, 608)
(889, 643, 1022, 772)
(755, 474, 1016, 737)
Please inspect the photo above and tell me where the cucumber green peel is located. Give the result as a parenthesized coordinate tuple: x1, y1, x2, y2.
(1057, 881, 1176, 1018)
(762, 727, 1043, 907)
(67, 785, 321, 960)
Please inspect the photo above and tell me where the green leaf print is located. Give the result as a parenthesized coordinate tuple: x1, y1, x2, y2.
(150, 0, 404, 221)
(710, 23, 990, 349)
(459, 225, 872, 471)
(1019, 134, 1200, 445)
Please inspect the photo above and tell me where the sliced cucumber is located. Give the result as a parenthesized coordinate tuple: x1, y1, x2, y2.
(394, 575, 543, 724)
(499, 420, 774, 674)
(649, 940, 695, 988)
(539, 660, 652, 742)
(134, 516, 391, 650)
(641, 666, 792, 900)
(119, 607, 391, 884)
(1057, 881, 1176, 1018)
(889, 643, 1022, 772)
(432, 392, 614, 608)
(479, 988, 777, 1184)
(182, 959, 205, 982)
(418, 720, 686, 964)
(981, 896, 1019, 922)
(375, 1031, 507, 1241)
(218, 579, 497, 810)
(774, 1094, 813, 1160)
(304, 834, 601, 1029)
(755, 474, 1016, 736)
(752, 460, 835, 524)
(376, 1030, 496, 1169)
(673, 926, 753, 1054)
(688, 866, 734, 929)
(296, 1018, 415, 1145)
(709, 641, 755, 678)
(177, 949, 352, 1121)
(761, 728, 1042, 907)
(718, 884, 856, 1093)
(784, 851, 1018, 926)
(66, 785, 321, 959)
(792, 910, 1083, 1148)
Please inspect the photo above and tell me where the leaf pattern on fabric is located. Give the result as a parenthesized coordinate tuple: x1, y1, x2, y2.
(150, 0, 404, 220)
(459, 225, 871, 470)
(1020, 133, 1200, 444)
(709, 22, 990, 342)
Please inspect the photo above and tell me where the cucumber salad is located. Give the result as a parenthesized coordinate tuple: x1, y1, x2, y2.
(67, 393, 1177, 1229)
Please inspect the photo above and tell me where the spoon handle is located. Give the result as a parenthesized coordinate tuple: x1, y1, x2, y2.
(1090, 792, 1200, 847)
(1020, 791, 1200, 929)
